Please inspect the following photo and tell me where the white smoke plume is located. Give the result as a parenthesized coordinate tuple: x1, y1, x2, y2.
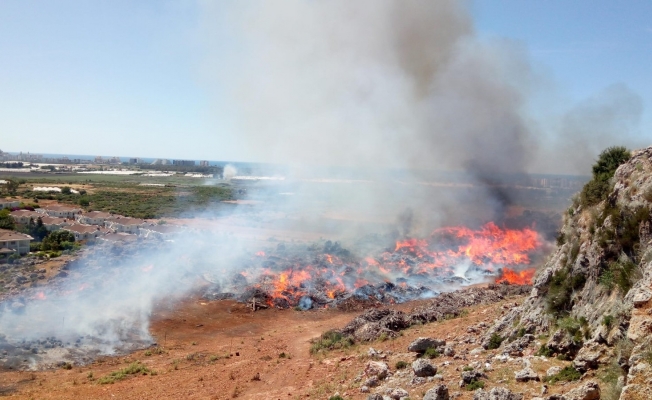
(222, 163, 238, 180)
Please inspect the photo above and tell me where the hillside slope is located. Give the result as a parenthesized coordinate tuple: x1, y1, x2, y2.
(483, 146, 652, 400)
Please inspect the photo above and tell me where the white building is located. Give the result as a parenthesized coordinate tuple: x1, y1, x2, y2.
(0, 229, 33, 255)
(63, 224, 108, 242)
(77, 210, 113, 226)
(9, 209, 42, 224)
(105, 216, 151, 234)
(0, 198, 20, 210)
(38, 205, 83, 219)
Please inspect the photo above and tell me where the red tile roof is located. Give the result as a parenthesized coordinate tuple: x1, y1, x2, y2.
(0, 229, 33, 241)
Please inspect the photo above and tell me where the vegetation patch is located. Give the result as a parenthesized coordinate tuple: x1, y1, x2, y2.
(535, 344, 554, 357)
(599, 260, 639, 295)
(579, 146, 630, 208)
(309, 330, 353, 354)
(97, 362, 154, 384)
(465, 379, 485, 391)
(422, 347, 440, 359)
(395, 361, 408, 370)
(545, 266, 586, 317)
(544, 365, 581, 384)
(487, 333, 504, 350)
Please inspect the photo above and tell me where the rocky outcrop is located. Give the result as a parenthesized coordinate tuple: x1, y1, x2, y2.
(572, 341, 608, 372)
(342, 284, 531, 341)
(412, 358, 437, 377)
(364, 361, 390, 380)
(482, 146, 652, 400)
(474, 387, 523, 400)
(501, 334, 534, 356)
(423, 384, 449, 400)
(408, 337, 445, 353)
(563, 381, 600, 400)
(514, 367, 539, 382)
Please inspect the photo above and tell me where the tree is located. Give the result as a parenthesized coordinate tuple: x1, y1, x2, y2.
(42, 230, 75, 251)
(0, 208, 15, 230)
(61, 186, 72, 195)
(27, 217, 48, 241)
(79, 197, 90, 207)
(580, 146, 631, 207)
(5, 179, 19, 194)
(592, 146, 631, 178)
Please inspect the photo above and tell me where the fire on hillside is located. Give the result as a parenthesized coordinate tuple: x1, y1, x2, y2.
(203, 222, 541, 309)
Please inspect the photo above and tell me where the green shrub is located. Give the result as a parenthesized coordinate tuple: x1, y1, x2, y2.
(423, 347, 440, 359)
(328, 396, 345, 400)
(544, 365, 581, 384)
(309, 330, 353, 354)
(546, 267, 586, 317)
(395, 361, 408, 370)
(487, 333, 504, 350)
(97, 362, 153, 384)
(580, 146, 630, 208)
(535, 344, 554, 357)
(603, 314, 615, 328)
(599, 260, 638, 294)
(465, 379, 485, 391)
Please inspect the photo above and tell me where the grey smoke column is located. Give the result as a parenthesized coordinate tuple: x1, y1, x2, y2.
(200, 1, 534, 177)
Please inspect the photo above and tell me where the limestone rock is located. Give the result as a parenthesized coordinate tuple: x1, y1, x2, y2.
(460, 370, 486, 385)
(423, 384, 449, 400)
(387, 388, 409, 400)
(546, 366, 561, 377)
(563, 381, 600, 400)
(412, 358, 437, 377)
(572, 341, 607, 372)
(473, 387, 523, 400)
(408, 337, 445, 353)
(365, 361, 390, 380)
(502, 334, 534, 357)
(514, 367, 539, 382)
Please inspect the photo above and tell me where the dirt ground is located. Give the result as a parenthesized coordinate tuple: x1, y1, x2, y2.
(0, 292, 585, 400)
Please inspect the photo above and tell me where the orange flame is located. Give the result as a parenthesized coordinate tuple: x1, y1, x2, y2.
(495, 267, 536, 285)
(256, 222, 540, 307)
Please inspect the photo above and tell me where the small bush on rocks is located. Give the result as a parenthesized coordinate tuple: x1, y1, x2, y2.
(465, 379, 485, 391)
(423, 347, 440, 359)
(535, 344, 554, 357)
(487, 333, 504, 350)
(544, 365, 581, 384)
(395, 361, 408, 369)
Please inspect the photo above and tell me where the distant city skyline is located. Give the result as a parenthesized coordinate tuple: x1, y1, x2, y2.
(1, 1, 650, 173)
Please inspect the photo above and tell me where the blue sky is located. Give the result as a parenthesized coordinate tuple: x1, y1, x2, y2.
(1, 1, 650, 167)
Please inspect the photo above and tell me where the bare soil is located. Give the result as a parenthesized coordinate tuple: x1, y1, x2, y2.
(0, 293, 586, 400)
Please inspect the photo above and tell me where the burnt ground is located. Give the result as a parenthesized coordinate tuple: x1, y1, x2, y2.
(0, 288, 590, 400)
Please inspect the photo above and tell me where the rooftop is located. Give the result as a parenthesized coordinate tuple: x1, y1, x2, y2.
(0, 229, 33, 241)
(83, 211, 113, 218)
(101, 233, 138, 242)
(64, 224, 104, 234)
(43, 204, 82, 212)
(10, 210, 41, 216)
(106, 216, 147, 225)
(40, 216, 71, 225)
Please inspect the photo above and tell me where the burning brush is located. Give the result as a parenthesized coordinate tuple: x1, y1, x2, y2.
(203, 222, 541, 309)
